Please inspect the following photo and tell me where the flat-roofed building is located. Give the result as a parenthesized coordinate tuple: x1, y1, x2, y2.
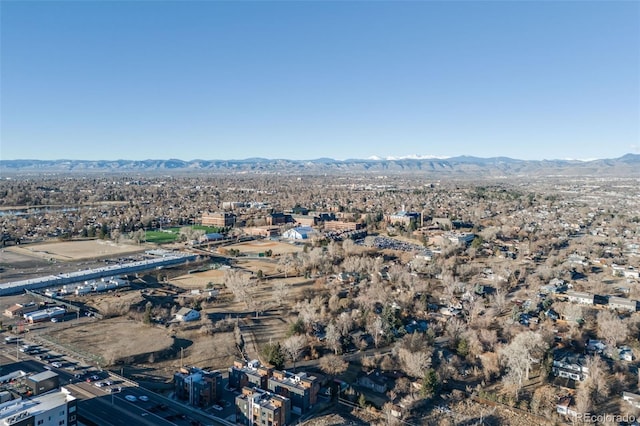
(229, 360, 272, 391)
(268, 370, 319, 414)
(235, 387, 291, 426)
(323, 221, 362, 232)
(0, 387, 77, 426)
(26, 371, 59, 396)
(174, 367, 223, 408)
(201, 212, 236, 227)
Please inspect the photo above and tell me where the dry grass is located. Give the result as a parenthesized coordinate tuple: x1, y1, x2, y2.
(223, 240, 302, 255)
(49, 317, 174, 364)
(6, 240, 147, 261)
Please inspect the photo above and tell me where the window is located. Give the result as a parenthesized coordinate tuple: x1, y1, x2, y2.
(59, 420, 65, 425)
(37, 421, 44, 425)
(69, 406, 76, 413)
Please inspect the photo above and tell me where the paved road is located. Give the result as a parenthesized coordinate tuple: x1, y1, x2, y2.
(0, 342, 228, 426)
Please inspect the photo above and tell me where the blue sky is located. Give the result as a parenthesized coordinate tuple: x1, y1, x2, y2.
(1, 1, 638, 161)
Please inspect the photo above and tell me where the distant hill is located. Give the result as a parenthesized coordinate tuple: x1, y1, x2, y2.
(1, 154, 639, 177)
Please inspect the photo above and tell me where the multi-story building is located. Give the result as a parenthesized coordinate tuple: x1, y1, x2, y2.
(323, 221, 362, 232)
(174, 367, 223, 408)
(201, 212, 236, 227)
(552, 350, 589, 381)
(235, 387, 291, 426)
(229, 360, 272, 391)
(266, 213, 292, 226)
(385, 210, 421, 227)
(0, 388, 77, 426)
(267, 370, 319, 414)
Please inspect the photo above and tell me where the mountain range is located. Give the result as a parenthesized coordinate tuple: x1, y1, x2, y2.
(1, 154, 639, 177)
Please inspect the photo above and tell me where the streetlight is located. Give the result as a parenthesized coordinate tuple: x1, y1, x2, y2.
(111, 387, 121, 405)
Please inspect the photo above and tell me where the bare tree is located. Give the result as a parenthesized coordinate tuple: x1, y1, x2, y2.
(367, 316, 385, 348)
(319, 354, 348, 378)
(325, 322, 342, 355)
(597, 310, 629, 348)
(398, 348, 432, 378)
(282, 334, 307, 372)
(271, 281, 290, 308)
(499, 331, 549, 398)
(223, 269, 255, 312)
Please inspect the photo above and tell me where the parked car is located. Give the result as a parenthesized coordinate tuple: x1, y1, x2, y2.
(51, 362, 63, 368)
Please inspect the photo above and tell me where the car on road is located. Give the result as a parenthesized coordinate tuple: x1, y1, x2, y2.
(212, 404, 223, 411)
(125, 395, 137, 402)
(139, 395, 149, 402)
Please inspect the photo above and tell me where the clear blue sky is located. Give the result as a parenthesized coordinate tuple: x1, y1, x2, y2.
(1, 1, 638, 161)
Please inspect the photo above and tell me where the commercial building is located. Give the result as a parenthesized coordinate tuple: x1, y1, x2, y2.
(3, 303, 39, 319)
(235, 387, 291, 426)
(0, 388, 77, 426)
(174, 367, 223, 408)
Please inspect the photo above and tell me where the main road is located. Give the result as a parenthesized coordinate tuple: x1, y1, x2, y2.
(0, 343, 229, 426)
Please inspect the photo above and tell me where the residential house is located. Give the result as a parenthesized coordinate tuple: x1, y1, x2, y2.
(552, 350, 589, 381)
(556, 396, 578, 417)
(607, 296, 638, 312)
(623, 392, 640, 409)
(357, 370, 389, 393)
(565, 290, 594, 305)
(175, 308, 200, 322)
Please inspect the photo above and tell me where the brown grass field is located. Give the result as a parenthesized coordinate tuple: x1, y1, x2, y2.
(222, 239, 302, 255)
(171, 258, 284, 290)
(49, 317, 174, 365)
(6, 240, 148, 261)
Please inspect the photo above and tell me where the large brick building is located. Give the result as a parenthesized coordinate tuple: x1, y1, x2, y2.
(201, 212, 236, 227)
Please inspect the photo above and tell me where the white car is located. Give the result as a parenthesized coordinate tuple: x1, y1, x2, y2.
(94, 382, 106, 388)
(212, 404, 223, 411)
(51, 362, 63, 368)
(125, 395, 137, 402)
(139, 395, 149, 402)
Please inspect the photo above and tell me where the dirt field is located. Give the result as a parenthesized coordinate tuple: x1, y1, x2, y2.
(5, 240, 148, 262)
(171, 258, 283, 290)
(48, 317, 175, 365)
(222, 240, 302, 255)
